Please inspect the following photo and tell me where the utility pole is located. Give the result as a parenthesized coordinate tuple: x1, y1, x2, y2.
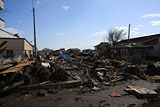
(32, 0, 37, 57)
(128, 24, 131, 44)
(127, 24, 131, 62)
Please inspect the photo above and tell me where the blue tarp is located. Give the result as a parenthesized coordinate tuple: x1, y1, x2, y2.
(2, 53, 22, 63)
(60, 54, 72, 61)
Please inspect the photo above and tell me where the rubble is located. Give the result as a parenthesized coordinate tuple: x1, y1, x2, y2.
(0, 47, 160, 107)
(145, 62, 160, 76)
(110, 92, 121, 97)
(37, 90, 47, 97)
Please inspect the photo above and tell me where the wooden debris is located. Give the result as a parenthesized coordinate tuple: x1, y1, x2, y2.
(147, 75, 160, 82)
(110, 92, 121, 97)
(124, 85, 158, 99)
(111, 76, 124, 82)
(0, 81, 24, 94)
(0, 61, 35, 75)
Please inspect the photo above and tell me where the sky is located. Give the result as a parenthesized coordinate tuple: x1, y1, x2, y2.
(1, 0, 160, 50)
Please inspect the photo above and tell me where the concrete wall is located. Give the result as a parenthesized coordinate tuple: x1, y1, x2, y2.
(24, 39, 33, 58)
(111, 48, 148, 62)
(0, 0, 4, 10)
(0, 38, 24, 57)
(120, 48, 147, 62)
(0, 29, 18, 38)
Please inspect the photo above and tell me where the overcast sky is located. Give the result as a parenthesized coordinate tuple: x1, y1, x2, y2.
(1, 0, 160, 50)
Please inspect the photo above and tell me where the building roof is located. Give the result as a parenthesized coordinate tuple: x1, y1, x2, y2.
(0, 29, 19, 38)
(119, 33, 160, 44)
(0, 18, 5, 22)
(95, 42, 110, 47)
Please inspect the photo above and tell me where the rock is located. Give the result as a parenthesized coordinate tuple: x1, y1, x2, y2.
(37, 90, 47, 97)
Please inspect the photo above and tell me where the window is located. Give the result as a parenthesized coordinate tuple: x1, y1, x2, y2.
(7, 50, 13, 57)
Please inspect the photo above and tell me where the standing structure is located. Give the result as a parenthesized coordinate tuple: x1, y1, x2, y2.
(32, 0, 37, 57)
(0, 0, 34, 58)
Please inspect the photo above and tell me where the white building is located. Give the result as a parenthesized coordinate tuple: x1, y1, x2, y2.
(0, 1, 34, 58)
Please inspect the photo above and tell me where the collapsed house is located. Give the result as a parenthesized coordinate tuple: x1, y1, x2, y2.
(38, 48, 53, 55)
(94, 42, 110, 58)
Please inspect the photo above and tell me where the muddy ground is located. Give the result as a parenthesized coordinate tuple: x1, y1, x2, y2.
(0, 80, 159, 107)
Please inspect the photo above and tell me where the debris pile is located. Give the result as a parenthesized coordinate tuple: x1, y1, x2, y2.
(0, 49, 160, 100)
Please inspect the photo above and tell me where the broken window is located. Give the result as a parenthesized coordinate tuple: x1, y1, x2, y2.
(7, 50, 13, 57)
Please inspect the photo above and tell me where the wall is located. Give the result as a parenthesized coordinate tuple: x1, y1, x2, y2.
(152, 37, 160, 57)
(120, 48, 147, 62)
(24, 39, 33, 58)
(111, 48, 148, 62)
(0, 38, 24, 57)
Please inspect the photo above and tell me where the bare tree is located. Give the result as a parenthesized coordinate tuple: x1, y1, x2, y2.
(106, 29, 126, 46)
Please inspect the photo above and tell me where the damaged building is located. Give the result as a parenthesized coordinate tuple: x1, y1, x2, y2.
(110, 43, 149, 62)
(111, 34, 160, 61)
(118, 34, 160, 58)
(95, 42, 110, 58)
(0, 24, 34, 58)
(0, 1, 33, 58)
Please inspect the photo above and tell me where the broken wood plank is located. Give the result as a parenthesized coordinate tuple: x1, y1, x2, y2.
(110, 92, 121, 97)
(0, 81, 24, 94)
(0, 61, 35, 74)
(147, 75, 160, 82)
(124, 85, 158, 99)
(18, 80, 81, 91)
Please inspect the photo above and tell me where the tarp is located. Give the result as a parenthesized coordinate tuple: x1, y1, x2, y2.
(2, 53, 22, 63)
(60, 54, 72, 61)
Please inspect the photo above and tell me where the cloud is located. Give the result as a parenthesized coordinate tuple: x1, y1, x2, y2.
(5, 28, 25, 35)
(90, 25, 141, 38)
(37, 1, 40, 6)
(53, 33, 64, 36)
(89, 30, 107, 36)
(115, 26, 139, 37)
(150, 20, 160, 26)
(142, 14, 160, 18)
(133, 27, 140, 31)
(137, 25, 143, 27)
(62, 5, 70, 10)
(17, 20, 22, 24)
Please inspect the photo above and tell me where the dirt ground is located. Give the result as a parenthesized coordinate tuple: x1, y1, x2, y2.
(0, 80, 159, 107)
